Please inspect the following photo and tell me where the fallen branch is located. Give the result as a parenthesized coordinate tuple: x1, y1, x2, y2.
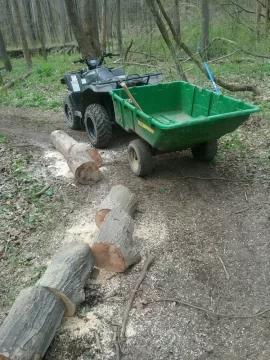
(121, 255, 155, 337)
(0, 71, 32, 91)
(216, 252, 230, 280)
(146, 298, 270, 319)
(235, 206, 252, 214)
(34, 183, 51, 197)
(124, 39, 134, 61)
(94, 331, 102, 353)
(113, 328, 121, 360)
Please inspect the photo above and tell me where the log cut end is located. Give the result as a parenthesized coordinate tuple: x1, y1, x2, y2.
(68, 157, 101, 184)
(92, 243, 126, 272)
(95, 209, 111, 228)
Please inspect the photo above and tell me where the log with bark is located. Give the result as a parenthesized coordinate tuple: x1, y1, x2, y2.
(0, 71, 32, 91)
(50, 130, 102, 184)
(95, 185, 138, 228)
(92, 207, 141, 272)
(0, 286, 66, 360)
(0, 243, 94, 359)
(38, 242, 94, 316)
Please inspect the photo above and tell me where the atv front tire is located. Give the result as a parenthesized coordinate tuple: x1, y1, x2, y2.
(63, 95, 81, 130)
(84, 104, 112, 149)
(191, 140, 218, 161)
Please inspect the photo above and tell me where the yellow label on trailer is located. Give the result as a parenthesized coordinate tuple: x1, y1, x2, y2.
(138, 120, 154, 134)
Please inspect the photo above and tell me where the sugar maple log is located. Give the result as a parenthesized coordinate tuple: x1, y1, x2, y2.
(0, 286, 65, 360)
(50, 130, 102, 184)
(38, 242, 94, 316)
(92, 207, 141, 272)
(95, 185, 138, 228)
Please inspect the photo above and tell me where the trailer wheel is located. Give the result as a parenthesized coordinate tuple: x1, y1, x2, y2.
(84, 104, 112, 149)
(128, 139, 153, 177)
(63, 95, 81, 130)
(191, 140, 218, 161)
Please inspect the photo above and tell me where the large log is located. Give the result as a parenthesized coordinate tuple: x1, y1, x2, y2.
(38, 242, 94, 316)
(95, 185, 138, 228)
(92, 207, 141, 272)
(50, 130, 102, 184)
(0, 286, 65, 360)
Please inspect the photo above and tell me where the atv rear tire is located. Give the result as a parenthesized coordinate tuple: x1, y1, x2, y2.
(63, 95, 81, 130)
(191, 140, 218, 161)
(128, 139, 153, 177)
(84, 104, 112, 149)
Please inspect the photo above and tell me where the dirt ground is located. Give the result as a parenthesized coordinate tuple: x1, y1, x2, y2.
(0, 105, 270, 360)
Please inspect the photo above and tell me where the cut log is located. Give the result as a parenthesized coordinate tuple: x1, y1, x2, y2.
(0, 71, 32, 92)
(69, 142, 103, 168)
(38, 242, 94, 316)
(92, 207, 141, 272)
(0, 286, 65, 360)
(95, 185, 138, 228)
(67, 153, 101, 184)
(50, 130, 102, 184)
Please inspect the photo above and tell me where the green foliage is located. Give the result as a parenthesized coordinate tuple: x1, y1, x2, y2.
(0, 133, 6, 143)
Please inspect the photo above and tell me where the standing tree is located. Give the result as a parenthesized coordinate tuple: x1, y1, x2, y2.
(59, 0, 70, 43)
(83, 0, 101, 56)
(11, 0, 32, 69)
(173, 0, 181, 39)
(101, 0, 107, 52)
(36, 0, 47, 60)
(265, 0, 270, 37)
(0, 28, 12, 72)
(116, 0, 123, 55)
(201, 0, 210, 56)
(64, 0, 98, 58)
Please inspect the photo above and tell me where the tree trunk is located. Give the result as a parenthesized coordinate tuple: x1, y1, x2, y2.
(0, 286, 65, 360)
(201, 0, 210, 56)
(265, 0, 270, 37)
(11, 0, 32, 69)
(36, 0, 47, 60)
(83, 0, 101, 56)
(146, 0, 259, 95)
(92, 207, 141, 272)
(38, 242, 94, 316)
(0, 28, 12, 72)
(59, 0, 70, 43)
(173, 0, 181, 39)
(116, 0, 123, 55)
(64, 0, 97, 58)
(256, 1, 263, 36)
(5, 0, 19, 48)
(95, 185, 138, 228)
(50, 130, 102, 184)
(146, 0, 187, 81)
(101, 0, 107, 52)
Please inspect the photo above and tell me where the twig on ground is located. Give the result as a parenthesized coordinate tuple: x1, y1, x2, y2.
(179, 176, 245, 183)
(94, 331, 102, 353)
(235, 206, 252, 215)
(113, 327, 121, 360)
(34, 183, 51, 197)
(121, 255, 155, 338)
(216, 251, 230, 280)
(146, 298, 270, 319)
(245, 192, 248, 202)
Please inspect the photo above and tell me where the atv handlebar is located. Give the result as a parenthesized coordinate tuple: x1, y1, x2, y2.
(73, 53, 120, 67)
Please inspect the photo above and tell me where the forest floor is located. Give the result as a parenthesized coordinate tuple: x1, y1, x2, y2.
(0, 102, 270, 360)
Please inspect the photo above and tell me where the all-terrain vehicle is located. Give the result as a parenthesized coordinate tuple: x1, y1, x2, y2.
(61, 52, 163, 148)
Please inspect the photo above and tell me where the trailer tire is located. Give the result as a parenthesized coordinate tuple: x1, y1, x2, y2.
(84, 104, 112, 149)
(63, 95, 81, 130)
(191, 140, 218, 161)
(128, 139, 153, 177)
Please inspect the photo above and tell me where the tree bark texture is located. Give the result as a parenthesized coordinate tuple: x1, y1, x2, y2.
(38, 242, 94, 316)
(95, 185, 138, 228)
(92, 207, 141, 272)
(0, 28, 12, 71)
(201, 0, 210, 55)
(0, 286, 65, 360)
(64, 0, 97, 58)
(116, 0, 123, 55)
(36, 0, 47, 60)
(173, 0, 181, 40)
(11, 0, 32, 69)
